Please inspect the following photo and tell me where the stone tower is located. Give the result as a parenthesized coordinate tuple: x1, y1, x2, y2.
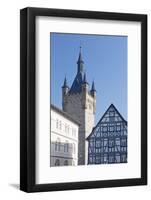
(62, 47, 96, 165)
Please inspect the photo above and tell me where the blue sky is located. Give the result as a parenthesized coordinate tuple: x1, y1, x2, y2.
(50, 33, 127, 123)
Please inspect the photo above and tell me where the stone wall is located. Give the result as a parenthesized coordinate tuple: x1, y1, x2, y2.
(62, 90, 96, 165)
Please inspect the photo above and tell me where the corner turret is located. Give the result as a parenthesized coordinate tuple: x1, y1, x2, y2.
(90, 80, 96, 98)
(62, 76, 69, 95)
(62, 76, 69, 111)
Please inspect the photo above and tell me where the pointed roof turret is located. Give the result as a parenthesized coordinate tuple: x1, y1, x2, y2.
(83, 72, 88, 84)
(62, 76, 69, 88)
(91, 80, 96, 91)
(69, 47, 86, 94)
(77, 46, 84, 73)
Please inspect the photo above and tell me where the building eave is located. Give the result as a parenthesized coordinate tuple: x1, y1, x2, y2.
(51, 104, 81, 126)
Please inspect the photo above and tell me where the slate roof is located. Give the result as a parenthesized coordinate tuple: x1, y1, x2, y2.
(69, 47, 87, 94)
(69, 71, 84, 94)
(63, 47, 96, 94)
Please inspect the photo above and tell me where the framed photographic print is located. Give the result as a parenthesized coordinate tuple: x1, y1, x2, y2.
(20, 7, 147, 192)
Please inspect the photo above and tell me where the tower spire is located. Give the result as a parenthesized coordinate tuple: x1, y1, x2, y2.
(83, 72, 88, 84)
(77, 46, 84, 73)
(62, 76, 68, 88)
(90, 80, 96, 97)
(91, 80, 96, 91)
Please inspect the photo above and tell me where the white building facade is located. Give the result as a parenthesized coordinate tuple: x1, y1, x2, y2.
(50, 104, 79, 167)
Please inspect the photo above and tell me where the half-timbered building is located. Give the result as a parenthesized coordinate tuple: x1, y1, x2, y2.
(87, 104, 127, 165)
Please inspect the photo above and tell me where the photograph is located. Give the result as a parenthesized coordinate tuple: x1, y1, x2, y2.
(20, 7, 147, 192)
(50, 33, 127, 167)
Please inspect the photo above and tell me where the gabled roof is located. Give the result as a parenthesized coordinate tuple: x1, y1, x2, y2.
(86, 103, 127, 140)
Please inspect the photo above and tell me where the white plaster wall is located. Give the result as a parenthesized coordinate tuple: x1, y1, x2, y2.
(50, 109, 78, 166)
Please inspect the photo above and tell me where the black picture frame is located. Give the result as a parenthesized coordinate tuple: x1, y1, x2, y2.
(20, 7, 147, 192)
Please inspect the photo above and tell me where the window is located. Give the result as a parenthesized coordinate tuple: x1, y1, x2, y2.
(109, 139, 114, 147)
(103, 139, 108, 146)
(96, 156, 100, 164)
(102, 125, 107, 132)
(64, 160, 68, 166)
(55, 141, 57, 151)
(56, 119, 59, 129)
(109, 155, 114, 163)
(121, 138, 127, 146)
(115, 138, 120, 145)
(115, 138, 120, 152)
(109, 125, 114, 132)
(124, 129, 127, 135)
(56, 119, 62, 130)
(55, 138, 61, 151)
(96, 140, 101, 148)
(89, 155, 95, 164)
(109, 147, 114, 152)
(115, 154, 120, 163)
(96, 148, 100, 153)
(64, 140, 69, 152)
(104, 155, 108, 163)
(59, 120, 62, 130)
(104, 146, 108, 153)
(116, 124, 121, 131)
(55, 159, 60, 166)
